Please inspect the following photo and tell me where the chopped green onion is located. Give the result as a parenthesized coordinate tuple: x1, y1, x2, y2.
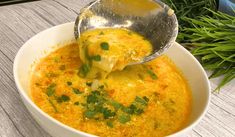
(74, 102, 80, 105)
(102, 108, 116, 119)
(60, 95, 70, 102)
(48, 99, 58, 113)
(143, 96, 149, 102)
(135, 96, 148, 106)
(67, 81, 72, 86)
(87, 94, 99, 104)
(78, 64, 90, 77)
(100, 42, 109, 50)
(110, 100, 123, 110)
(73, 88, 82, 94)
(91, 55, 101, 61)
(106, 121, 114, 128)
(86, 82, 92, 87)
(146, 69, 157, 80)
(118, 114, 131, 124)
(46, 83, 56, 97)
(84, 110, 96, 118)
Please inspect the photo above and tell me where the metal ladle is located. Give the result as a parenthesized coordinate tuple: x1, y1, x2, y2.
(74, 0, 178, 65)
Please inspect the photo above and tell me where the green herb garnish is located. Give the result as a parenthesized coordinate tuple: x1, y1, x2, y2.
(110, 100, 123, 110)
(146, 69, 157, 80)
(102, 108, 116, 119)
(61, 95, 70, 102)
(46, 83, 56, 97)
(73, 88, 82, 94)
(86, 82, 92, 87)
(106, 121, 113, 128)
(143, 96, 149, 102)
(82, 88, 149, 126)
(57, 95, 70, 103)
(99, 85, 105, 89)
(135, 96, 148, 106)
(74, 101, 80, 105)
(87, 93, 99, 104)
(67, 81, 72, 86)
(118, 114, 131, 124)
(48, 99, 58, 113)
(79, 64, 90, 77)
(84, 110, 96, 118)
(100, 42, 109, 50)
(91, 55, 101, 61)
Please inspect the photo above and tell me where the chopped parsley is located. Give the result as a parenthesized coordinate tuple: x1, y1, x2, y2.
(102, 108, 116, 119)
(146, 69, 157, 80)
(46, 83, 56, 97)
(84, 110, 96, 118)
(143, 96, 149, 102)
(78, 64, 90, 77)
(48, 99, 58, 112)
(91, 55, 101, 61)
(72, 88, 83, 94)
(135, 96, 149, 106)
(106, 121, 113, 128)
(118, 114, 131, 124)
(100, 42, 109, 50)
(74, 102, 80, 105)
(67, 81, 72, 86)
(86, 82, 92, 87)
(81, 87, 149, 127)
(110, 100, 123, 110)
(99, 85, 105, 89)
(57, 95, 70, 103)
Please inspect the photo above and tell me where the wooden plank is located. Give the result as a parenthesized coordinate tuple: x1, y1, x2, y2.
(0, 0, 78, 61)
(193, 103, 235, 137)
(52, 0, 93, 14)
(0, 65, 51, 137)
(0, 105, 23, 137)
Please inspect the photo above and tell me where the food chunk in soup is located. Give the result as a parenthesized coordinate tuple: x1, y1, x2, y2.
(78, 28, 153, 78)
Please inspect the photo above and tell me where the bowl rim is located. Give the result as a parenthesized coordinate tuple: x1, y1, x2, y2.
(13, 22, 211, 137)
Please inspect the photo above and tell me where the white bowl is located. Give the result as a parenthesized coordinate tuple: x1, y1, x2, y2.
(13, 22, 210, 137)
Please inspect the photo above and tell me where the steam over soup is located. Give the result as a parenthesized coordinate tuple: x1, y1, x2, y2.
(30, 29, 192, 137)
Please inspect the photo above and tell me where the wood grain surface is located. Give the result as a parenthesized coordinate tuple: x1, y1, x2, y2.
(0, 0, 234, 137)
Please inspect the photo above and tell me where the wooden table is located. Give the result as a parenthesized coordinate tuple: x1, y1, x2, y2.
(0, 0, 234, 136)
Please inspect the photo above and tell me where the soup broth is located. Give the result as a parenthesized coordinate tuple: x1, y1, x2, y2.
(31, 28, 191, 137)
(31, 43, 191, 137)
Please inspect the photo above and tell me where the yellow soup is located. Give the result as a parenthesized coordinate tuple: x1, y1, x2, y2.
(31, 42, 192, 137)
(78, 28, 152, 78)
